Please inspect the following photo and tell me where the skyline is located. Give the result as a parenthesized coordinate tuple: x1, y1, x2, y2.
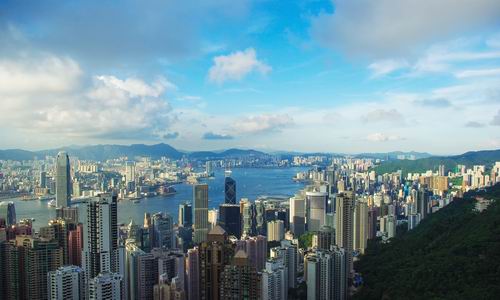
(1, 1, 500, 154)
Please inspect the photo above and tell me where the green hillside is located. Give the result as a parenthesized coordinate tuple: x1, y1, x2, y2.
(354, 184, 500, 300)
(373, 149, 500, 175)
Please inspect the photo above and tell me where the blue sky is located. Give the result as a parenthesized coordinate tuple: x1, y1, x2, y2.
(1, 0, 500, 154)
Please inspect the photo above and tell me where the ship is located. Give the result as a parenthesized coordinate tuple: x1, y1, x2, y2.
(158, 185, 177, 196)
(48, 199, 56, 208)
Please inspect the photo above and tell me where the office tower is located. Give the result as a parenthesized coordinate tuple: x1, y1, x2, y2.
(186, 247, 200, 300)
(306, 192, 328, 232)
(335, 191, 354, 278)
(316, 226, 335, 251)
(326, 167, 336, 195)
(126, 240, 158, 300)
(40, 218, 71, 264)
(224, 174, 236, 204)
(40, 171, 47, 188)
(154, 274, 186, 300)
(82, 194, 119, 280)
(255, 199, 266, 235)
(0, 241, 20, 300)
(241, 235, 267, 272)
(208, 209, 218, 230)
(125, 161, 136, 185)
(353, 200, 369, 254)
(68, 223, 83, 266)
(88, 272, 122, 300)
(0, 201, 16, 226)
(408, 213, 421, 230)
(205, 161, 214, 176)
(386, 215, 396, 238)
(48, 265, 85, 300)
(267, 220, 285, 242)
(55, 206, 79, 223)
(55, 151, 71, 208)
(193, 184, 209, 244)
(261, 259, 287, 300)
(16, 236, 63, 300)
(289, 193, 306, 236)
(417, 187, 431, 219)
(241, 200, 255, 236)
(305, 248, 346, 300)
(152, 212, 174, 249)
(270, 240, 298, 289)
(153, 249, 186, 288)
(220, 250, 260, 300)
(178, 202, 193, 227)
(367, 208, 377, 239)
(199, 225, 234, 300)
(219, 204, 241, 238)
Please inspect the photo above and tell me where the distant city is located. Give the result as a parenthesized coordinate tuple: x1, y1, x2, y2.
(0, 145, 499, 299)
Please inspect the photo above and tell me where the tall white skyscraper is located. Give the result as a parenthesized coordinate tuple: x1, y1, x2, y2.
(193, 184, 209, 243)
(270, 240, 298, 289)
(88, 272, 122, 300)
(306, 248, 346, 300)
(48, 265, 85, 300)
(125, 161, 136, 184)
(55, 151, 71, 207)
(82, 194, 119, 281)
(261, 259, 287, 300)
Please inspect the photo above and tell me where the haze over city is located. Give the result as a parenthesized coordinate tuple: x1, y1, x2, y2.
(1, 0, 500, 154)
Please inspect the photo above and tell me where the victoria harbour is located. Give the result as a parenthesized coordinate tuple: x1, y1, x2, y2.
(10, 167, 307, 229)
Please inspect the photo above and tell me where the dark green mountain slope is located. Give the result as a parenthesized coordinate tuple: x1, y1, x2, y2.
(354, 184, 500, 300)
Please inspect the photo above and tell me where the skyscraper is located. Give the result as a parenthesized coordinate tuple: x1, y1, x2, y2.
(241, 235, 267, 272)
(68, 223, 83, 266)
(289, 193, 306, 236)
(178, 202, 193, 228)
(199, 225, 234, 300)
(335, 190, 354, 278)
(267, 220, 285, 242)
(305, 248, 346, 300)
(186, 247, 200, 300)
(270, 240, 298, 289)
(224, 174, 236, 204)
(306, 191, 328, 232)
(48, 265, 85, 300)
(255, 199, 266, 235)
(353, 200, 369, 254)
(261, 259, 287, 300)
(219, 203, 241, 238)
(82, 194, 119, 280)
(219, 250, 261, 300)
(0, 201, 16, 226)
(152, 212, 174, 249)
(55, 151, 71, 208)
(193, 184, 209, 244)
(0, 241, 20, 300)
(88, 272, 122, 300)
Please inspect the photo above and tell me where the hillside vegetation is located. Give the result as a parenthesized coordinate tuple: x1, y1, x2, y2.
(354, 184, 500, 300)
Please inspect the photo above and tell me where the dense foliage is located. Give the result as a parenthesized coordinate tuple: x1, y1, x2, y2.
(298, 232, 314, 249)
(354, 184, 500, 300)
(373, 149, 500, 176)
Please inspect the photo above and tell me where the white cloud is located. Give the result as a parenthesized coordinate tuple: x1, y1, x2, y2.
(366, 133, 404, 142)
(208, 48, 271, 84)
(454, 68, 500, 78)
(233, 114, 293, 134)
(311, 0, 500, 58)
(361, 109, 404, 124)
(368, 59, 409, 77)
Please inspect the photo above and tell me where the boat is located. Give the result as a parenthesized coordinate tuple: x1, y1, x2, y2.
(158, 185, 177, 196)
(132, 199, 141, 204)
(48, 199, 56, 208)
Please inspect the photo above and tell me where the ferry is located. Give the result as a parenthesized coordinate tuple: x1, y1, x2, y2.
(48, 199, 56, 208)
(158, 185, 177, 196)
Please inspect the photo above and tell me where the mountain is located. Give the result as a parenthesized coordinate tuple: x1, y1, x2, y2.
(354, 184, 500, 299)
(355, 151, 433, 160)
(374, 149, 500, 175)
(188, 148, 267, 160)
(0, 149, 38, 161)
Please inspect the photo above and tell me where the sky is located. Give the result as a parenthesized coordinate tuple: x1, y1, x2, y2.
(1, 0, 500, 155)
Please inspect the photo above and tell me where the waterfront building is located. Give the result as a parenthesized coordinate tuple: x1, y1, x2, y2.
(193, 184, 209, 244)
(55, 151, 71, 208)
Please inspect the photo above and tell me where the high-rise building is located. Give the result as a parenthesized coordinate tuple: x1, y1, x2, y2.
(241, 200, 255, 236)
(353, 200, 369, 254)
(193, 184, 209, 244)
(270, 240, 298, 289)
(261, 259, 287, 300)
(0, 241, 20, 300)
(48, 265, 85, 300)
(40, 218, 71, 264)
(125, 161, 136, 185)
(16, 236, 63, 300)
(152, 212, 174, 249)
(186, 247, 200, 300)
(306, 192, 328, 232)
(267, 220, 285, 242)
(0, 201, 16, 226)
(305, 248, 346, 300)
(199, 225, 234, 300)
(335, 191, 354, 278)
(178, 202, 192, 228)
(316, 226, 335, 251)
(220, 250, 260, 300)
(208, 209, 218, 230)
(219, 204, 241, 238)
(55, 206, 79, 224)
(255, 199, 266, 235)
(40, 171, 47, 188)
(154, 274, 186, 300)
(82, 194, 119, 280)
(88, 272, 122, 300)
(224, 174, 236, 204)
(68, 223, 83, 266)
(55, 151, 71, 208)
(289, 194, 306, 236)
